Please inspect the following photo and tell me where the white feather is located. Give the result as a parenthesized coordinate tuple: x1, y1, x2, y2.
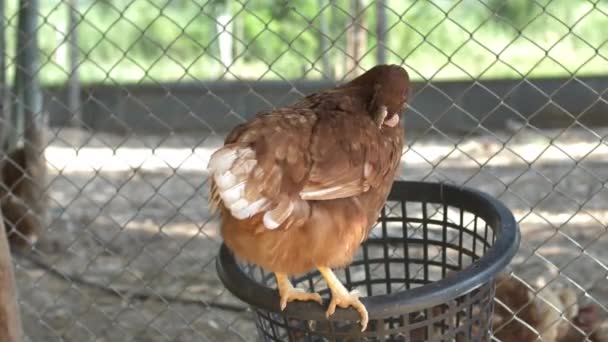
(231, 198, 269, 219)
(230, 159, 257, 178)
(300, 186, 344, 200)
(262, 201, 294, 230)
(263, 212, 280, 229)
(229, 198, 250, 211)
(207, 148, 238, 173)
(238, 148, 255, 158)
(214, 170, 237, 188)
(221, 183, 245, 204)
(209, 146, 274, 223)
(364, 162, 373, 178)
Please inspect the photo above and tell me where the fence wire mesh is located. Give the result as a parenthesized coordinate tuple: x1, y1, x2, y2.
(1, 0, 607, 341)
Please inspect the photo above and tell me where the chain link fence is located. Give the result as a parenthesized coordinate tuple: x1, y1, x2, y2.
(1, 0, 607, 341)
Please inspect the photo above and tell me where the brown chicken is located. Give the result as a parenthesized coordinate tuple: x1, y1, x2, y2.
(492, 273, 608, 342)
(1, 147, 39, 248)
(573, 306, 608, 342)
(492, 273, 578, 341)
(208, 64, 410, 330)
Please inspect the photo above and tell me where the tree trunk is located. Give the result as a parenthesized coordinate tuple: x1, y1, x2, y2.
(0, 0, 8, 149)
(0, 210, 23, 342)
(376, 0, 386, 65)
(11, 0, 46, 244)
(67, 0, 81, 128)
(0, 1, 24, 328)
(345, 0, 367, 77)
(318, 0, 331, 79)
(14, 0, 44, 146)
(232, 3, 244, 61)
(216, 4, 233, 71)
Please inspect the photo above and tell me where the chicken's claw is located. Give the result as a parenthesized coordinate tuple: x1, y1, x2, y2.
(275, 272, 323, 311)
(318, 267, 369, 331)
(279, 287, 323, 311)
(326, 288, 369, 331)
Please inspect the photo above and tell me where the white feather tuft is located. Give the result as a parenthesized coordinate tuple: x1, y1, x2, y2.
(231, 198, 269, 219)
(214, 170, 237, 188)
(232, 159, 257, 176)
(229, 198, 250, 211)
(263, 212, 281, 229)
(221, 183, 245, 204)
(300, 185, 344, 200)
(209, 146, 275, 223)
(262, 201, 294, 229)
(238, 148, 255, 158)
(207, 148, 238, 173)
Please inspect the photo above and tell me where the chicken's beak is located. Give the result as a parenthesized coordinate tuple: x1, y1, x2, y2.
(375, 106, 388, 128)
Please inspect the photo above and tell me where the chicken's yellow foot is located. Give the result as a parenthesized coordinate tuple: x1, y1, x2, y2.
(318, 266, 369, 331)
(275, 272, 322, 311)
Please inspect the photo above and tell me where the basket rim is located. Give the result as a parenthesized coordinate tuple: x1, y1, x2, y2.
(216, 180, 520, 322)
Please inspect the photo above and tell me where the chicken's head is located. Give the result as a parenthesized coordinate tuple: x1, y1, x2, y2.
(348, 64, 410, 128)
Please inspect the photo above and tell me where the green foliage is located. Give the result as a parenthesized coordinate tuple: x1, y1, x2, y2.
(379, 0, 608, 80)
(3, 0, 607, 84)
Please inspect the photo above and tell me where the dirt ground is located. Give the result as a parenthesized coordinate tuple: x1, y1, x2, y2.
(12, 125, 608, 341)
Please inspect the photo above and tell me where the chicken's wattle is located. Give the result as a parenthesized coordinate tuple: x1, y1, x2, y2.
(384, 114, 399, 127)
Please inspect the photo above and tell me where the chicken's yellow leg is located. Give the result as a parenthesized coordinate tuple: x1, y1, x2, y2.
(275, 272, 322, 311)
(318, 266, 369, 331)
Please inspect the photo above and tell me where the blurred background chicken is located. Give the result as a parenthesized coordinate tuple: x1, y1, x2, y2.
(1, 147, 40, 249)
(207, 64, 410, 330)
(492, 273, 608, 342)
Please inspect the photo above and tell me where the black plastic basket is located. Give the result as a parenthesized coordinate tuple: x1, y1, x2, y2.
(217, 181, 520, 341)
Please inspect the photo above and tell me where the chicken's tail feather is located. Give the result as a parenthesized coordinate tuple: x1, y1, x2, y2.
(208, 181, 221, 214)
(207, 144, 308, 231)
(207, 144, 273, 223)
